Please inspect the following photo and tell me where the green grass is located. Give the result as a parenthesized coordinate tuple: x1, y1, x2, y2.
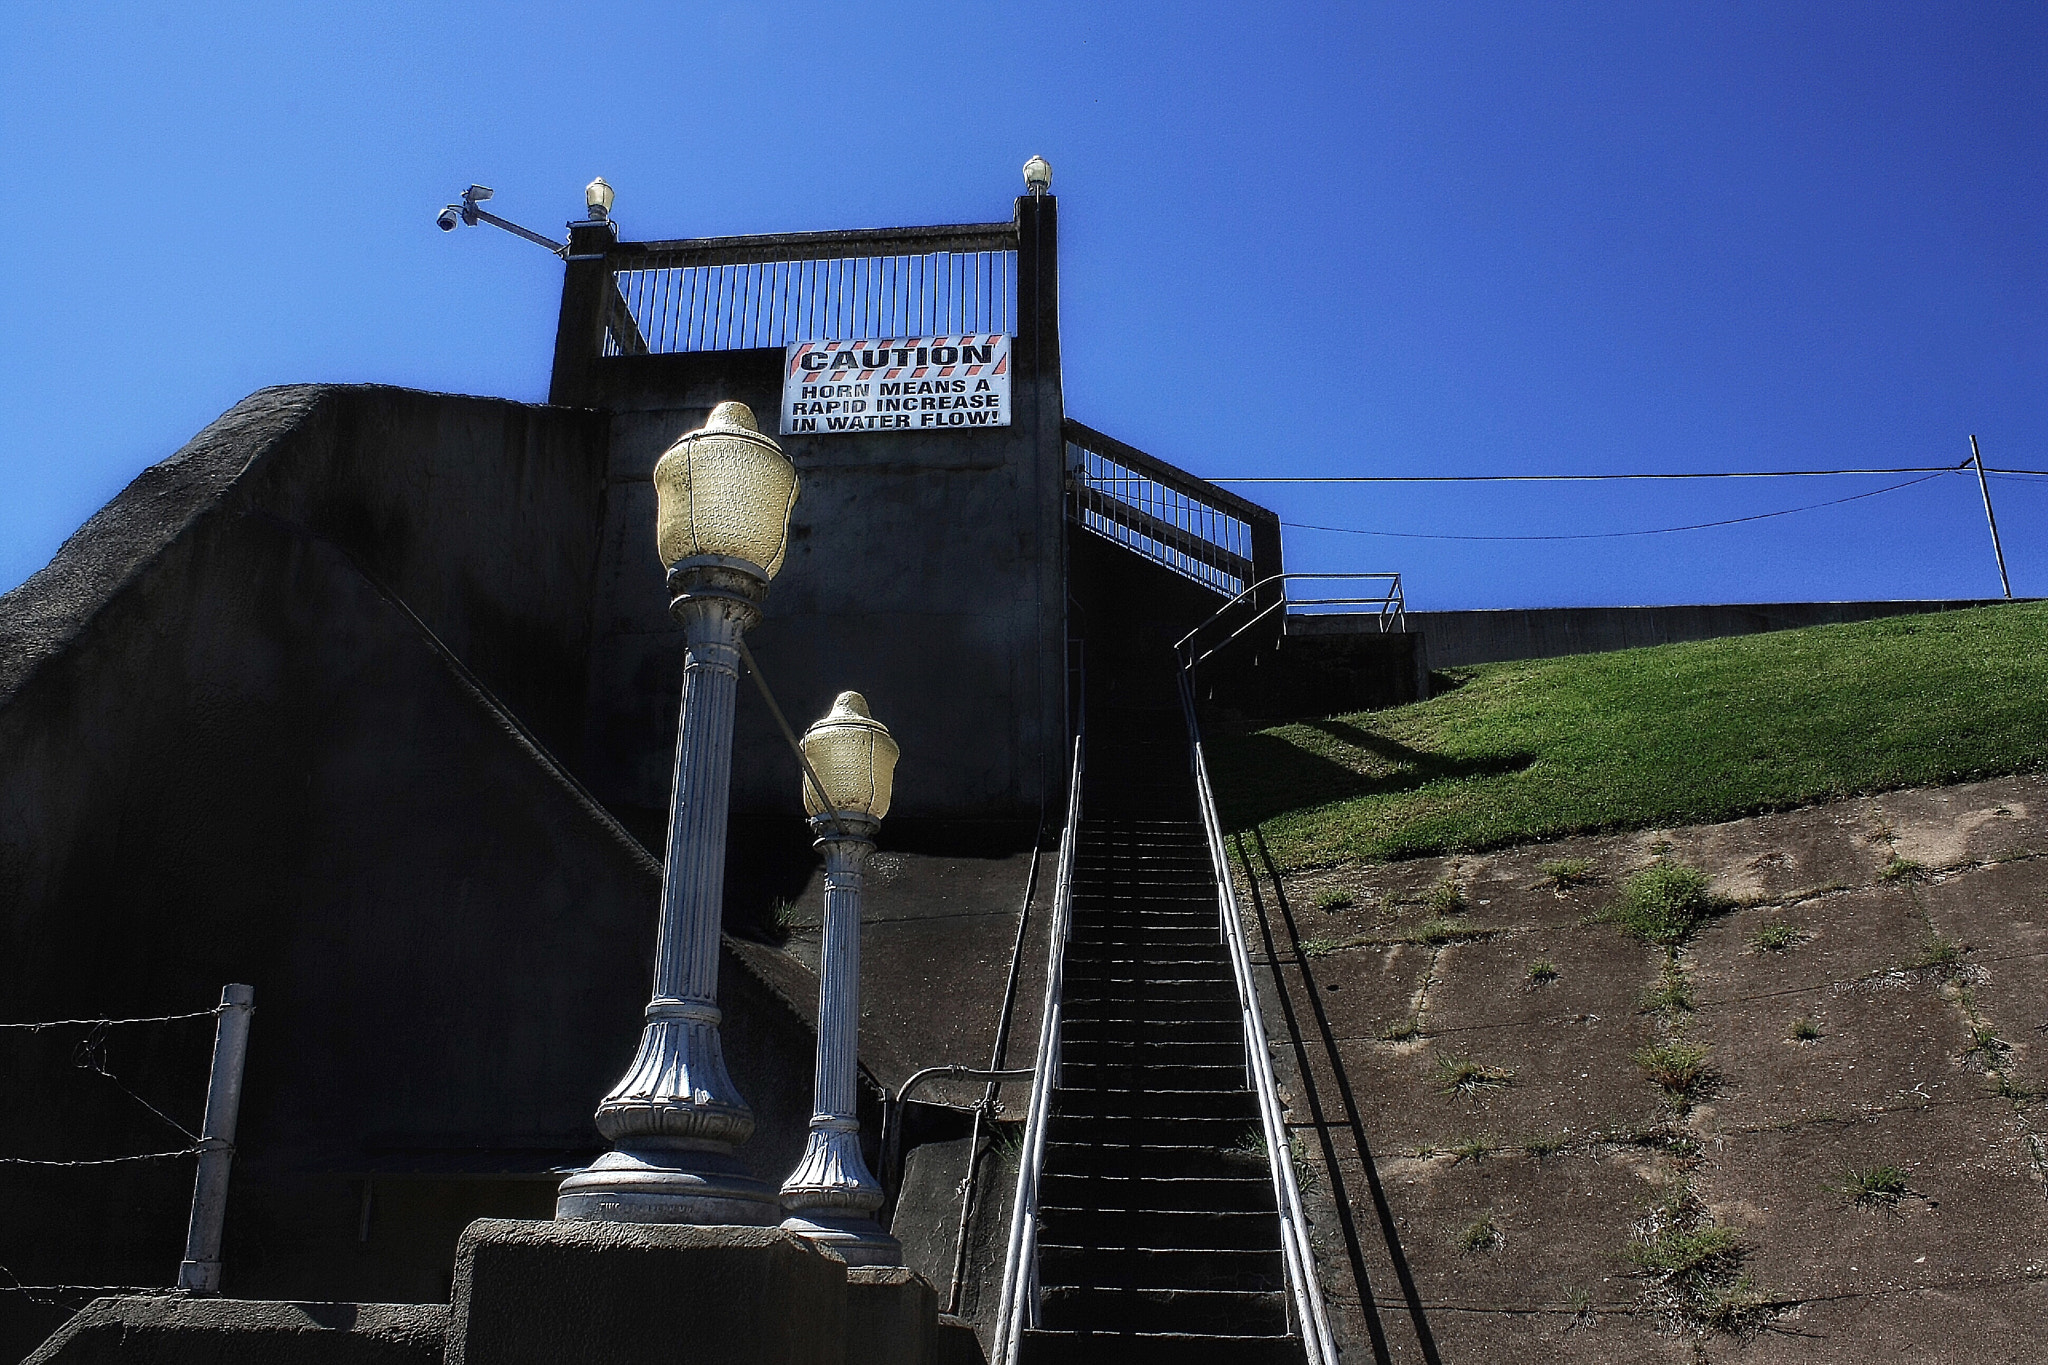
(1750, 922, 1804, 952)
(1459, 1214, 1502, 1253)
(1539, 856, 1596, 888)
(1435, 1054, 1515, 1094)
(1881, 855, 1925, 883)
(1634, 1041, 1713, 1103)
(1602, 862, 1731, 945)
(1836, 1164, 1908, 1206)
(1629, 1223, 1740, 1279)
(1310, 889, 1356, 913)
(1526, 958, 1560, 984)
(1790, 1016, 1822, 1041)
(1206, 603, 2048, 868)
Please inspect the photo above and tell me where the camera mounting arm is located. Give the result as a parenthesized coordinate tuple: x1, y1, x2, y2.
(438, 185, 567, 258)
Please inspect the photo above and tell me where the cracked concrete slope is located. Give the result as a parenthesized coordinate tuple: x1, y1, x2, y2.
(1234, 774, 2048, 1364)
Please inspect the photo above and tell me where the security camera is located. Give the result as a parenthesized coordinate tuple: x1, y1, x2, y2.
(464, 185, 493, 204)
(437, 205, 462, 232)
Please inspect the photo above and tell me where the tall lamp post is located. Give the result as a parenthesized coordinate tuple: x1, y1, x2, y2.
(557, 400, 800, 1226)
(778, 693, 902, 1264)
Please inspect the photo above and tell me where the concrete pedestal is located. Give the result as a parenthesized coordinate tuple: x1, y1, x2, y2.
(446, 1219, 845, 1365)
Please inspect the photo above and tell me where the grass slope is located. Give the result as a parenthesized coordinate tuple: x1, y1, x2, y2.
(1209, 601, 2048, 869)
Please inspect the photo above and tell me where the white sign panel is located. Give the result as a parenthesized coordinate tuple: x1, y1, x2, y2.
(782, 334, 1011, 436)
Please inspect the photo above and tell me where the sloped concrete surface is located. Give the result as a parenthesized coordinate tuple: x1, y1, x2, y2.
(1234, 775, 2048, 1363)
(24, 1297, 446, 1365)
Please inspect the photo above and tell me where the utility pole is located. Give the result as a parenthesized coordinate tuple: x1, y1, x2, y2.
(1969, 435, 2013, 600)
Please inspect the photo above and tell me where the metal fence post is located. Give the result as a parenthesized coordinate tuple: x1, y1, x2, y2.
(177, 984, 254, 1294)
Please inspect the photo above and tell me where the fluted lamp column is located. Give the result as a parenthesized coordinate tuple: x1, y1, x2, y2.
(779, 692, 901, 1264)
(557, 400, 800, 1226)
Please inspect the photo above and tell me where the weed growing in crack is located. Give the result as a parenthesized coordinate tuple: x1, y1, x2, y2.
(1406, 917, 1488, 946)
(1881, 855, 1925, 883)
(762, 898, 803, 941)
(1913, 933, 1964, 978)
(1634, 1041, 1713, 1106)
(1427, 877, 1465, 914)
(1749, 923, 1804, 952)
(1526, 958, 1560, 984)
(1379, 1016, 1422, 1042)
(1448, 1136, 1495, 1165)
(1994, 1073, 2043, 1103)
(1523, 1133, 1569, 1158)
(1638, 957, 1696, 1015)
(1835, 1164, 1907, 1207)
(1436, 1054, 1515, 1095)
(1790, 1016, 1821, 1042)
(1540, 857, 1595, 889)
(1964, 1025, 2012, 1068)
(1601, 861, 1729, 945)
(1299, 936, 1343, 959)
(1459, 1213, 1502, 1254)
(1311, 889, 1355, 913)
(1627, 1181, 1768, 1336)
(989, 1124, 1026, 1166)
(1564, 1286, 1594, 1326)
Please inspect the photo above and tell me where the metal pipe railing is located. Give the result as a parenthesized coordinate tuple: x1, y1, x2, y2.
(1175, 571, 1406, 671)
(1178, 670, 1339, 1365)
(991, 734, 1085, 1365)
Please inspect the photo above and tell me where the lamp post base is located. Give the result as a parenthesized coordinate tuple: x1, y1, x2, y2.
(555, 1147, 780, 1226)
(778, 1211, 902, 1267)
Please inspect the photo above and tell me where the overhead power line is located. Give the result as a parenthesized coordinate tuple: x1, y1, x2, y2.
(1285, 471, 1956, 542)
(1210, 462, 2048, 484)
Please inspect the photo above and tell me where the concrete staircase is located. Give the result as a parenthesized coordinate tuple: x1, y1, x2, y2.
(1020, 701, 1301, 1364)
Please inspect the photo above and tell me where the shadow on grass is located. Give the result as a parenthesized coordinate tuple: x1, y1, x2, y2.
(1210, 721, 1535, 829)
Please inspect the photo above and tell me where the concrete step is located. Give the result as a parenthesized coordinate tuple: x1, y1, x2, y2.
(1040, 1172, 1278, 1214)
(1042, 1140, 1263, 1181)
(1054, 1087, 1261, 1120)
(1037, 1243, 1285, 1292)
(1039, 1285, 1289, 1336)
(1019, 1329, 1302, 1365)
(1038, 1205, 1283, 1252)
(1046, 1113, 1255, 1149)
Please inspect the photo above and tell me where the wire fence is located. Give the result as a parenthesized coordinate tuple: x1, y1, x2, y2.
(1, 991, 251, 1303)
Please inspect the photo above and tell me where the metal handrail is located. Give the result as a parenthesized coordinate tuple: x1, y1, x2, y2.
(1178, 669, 1339, 1365)
(1175, 571, 1405, 671)
(992, 734, 1085, 1364)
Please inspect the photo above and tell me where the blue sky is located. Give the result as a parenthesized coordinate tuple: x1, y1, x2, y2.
(3, 2, 2042, 608)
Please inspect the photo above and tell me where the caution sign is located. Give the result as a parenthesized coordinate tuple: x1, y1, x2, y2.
(782, 334, 1011, 435)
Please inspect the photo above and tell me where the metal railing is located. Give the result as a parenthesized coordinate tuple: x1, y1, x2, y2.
(1177, 671, 1339, 1365)
(991, 732, 1085, 1365)
(600, 223, 1018, 356)
(1176, 572, 1406, 671)
(1065, 420, 1281, 598)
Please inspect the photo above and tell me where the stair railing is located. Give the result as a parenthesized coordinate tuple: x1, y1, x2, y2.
(1178, 668, 1340, 1365)
(992, 731, 1086, 1365)
(1175, 571, 1406, 673)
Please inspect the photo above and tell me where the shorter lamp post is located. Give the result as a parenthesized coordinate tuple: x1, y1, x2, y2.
(778, 692, 902, 1264)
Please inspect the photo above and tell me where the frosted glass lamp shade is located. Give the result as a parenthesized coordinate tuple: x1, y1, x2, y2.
(800, 692, 899, 820)
(1022, 156, 1051, 194)
(652, 402, 799, 578)
(586, 177, 615, 219)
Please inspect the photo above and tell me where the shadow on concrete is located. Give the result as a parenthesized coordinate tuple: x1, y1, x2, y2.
(1240, 828, 1443, 1365)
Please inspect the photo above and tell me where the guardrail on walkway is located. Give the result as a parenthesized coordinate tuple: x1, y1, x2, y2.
(992, 733, 1085, 1365)
(1065, 419, 1284, 598)
(1177, 671, 1339, 1365)
(1176, 571, 1406, 672)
